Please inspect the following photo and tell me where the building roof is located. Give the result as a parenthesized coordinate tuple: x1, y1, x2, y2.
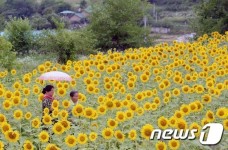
(60, 10, 76, 14)
(75, 13, 85, 18)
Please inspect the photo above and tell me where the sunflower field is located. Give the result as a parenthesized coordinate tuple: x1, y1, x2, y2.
(0, 31, 228, 150)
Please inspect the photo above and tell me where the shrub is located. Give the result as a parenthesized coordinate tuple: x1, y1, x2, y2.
(0, 37, 16, 71)
(4, 17, 33, 55)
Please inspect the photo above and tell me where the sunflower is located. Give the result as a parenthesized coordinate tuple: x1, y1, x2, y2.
(4, 91, 13, 99)
(38, 94, 44, 102)
(216, 107, 228, 119)
(142, 102, 151, 111)
(114, 100, 122, 109)
(0, 141, 4, 150)
(1, 122, 11, 133)
(38, 65, 45, 73)
(114, 130, 125, 142)
(172, 88, 180, 97)
(89, 132, 97, 142)
(31, 117, 41, 128)
(128, 129, 137, 141)
(122, 99, 129, 107)
(141, 124, 153, 140)
(77, 133, 88, 145)
(168, 116, 177, 127)
(173, 111, 183, 119)
(181, 85, 191, 93)
(156, 141, 167, 150)
(23, 88, 30, 96)
(10, 69, 16, 75)
(23, 140, 34, 150)
(3, 100, 12, 110)
(62, 100, 70, 109)
(57, 88, 66, 97)
(4, 130, 20, 143)
(105, 100, 115, 109)
(84, 107, 94, 119)
(189, 122, 201, 137)
(223, 119, 228, 130)
(107, 119, 118, 129)
(135, 92, 144, 101)
(12, 96, 21, 106)
(201, 118, 210, 126)
(0, 89, 4, 97)
(60, 119, 71, 131)
(202, 94, 212, 104)
(194, 100, 203, 111)
(42, 114, 52, 125)
(205, 110, 215, 122)
(125, 110, 134, 119)
(140, 74, 149, 83)
(33, 86, 40, 94)
(180, 104, 190, 115)
(158, 116, 169, 129)
(65, 135, 77, 147)
(136, 107, 144, 116)
(52, 122, 65, 135)
(87, 84, 95, 94)
(38, 131, 49, 143)
(97, 105, 107, 115)
(59, 110, 68, 119)
(43, 108, 50, 114)
(175, 119, 188, 130)
(151, 103, 158, 111)
(102, 128, 114, 140)
(168, 139, 180, 150)
(70, 80, 76, 87)
(23, 76, 31, 84)
(13, 81, 21, 89)
(104, 83, 112, 91)
(195, 85, 204, 93)
(52, 109, 59, 118)
(97, 64, 105, 71)
(72, 104, 84, 117)
(153, 97, 161, 105)
(116, 111, 126, 122)
(24, 112, 32, 120)
(13, 109, 23, 120)
(45, 144, 60, 150)
(127, 81, 135, 89)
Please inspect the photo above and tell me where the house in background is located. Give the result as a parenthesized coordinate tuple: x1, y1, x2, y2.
(59, 8, 89, 29)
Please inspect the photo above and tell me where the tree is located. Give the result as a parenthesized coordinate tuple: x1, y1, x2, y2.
(1, 0, 37, 18)
(89, 0, 152, 51)
(192, 0, 228, 35)
(41, 20, 97, 64)
(4, 17, 33, 55)
(39, 0, 71, 15)
(0, 37, 16, 71)
(80, 0, 87, 9)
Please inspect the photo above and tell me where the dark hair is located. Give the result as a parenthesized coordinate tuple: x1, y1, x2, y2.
(70, 90, 78, 97)
(42, 85, 54, 94)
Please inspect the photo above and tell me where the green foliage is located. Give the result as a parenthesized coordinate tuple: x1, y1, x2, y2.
(40, 21, 97, 64)
(4, 17, 33, 55)
(192, 0, 228, 35)
(39, 0, 71, 15)
(89, 0, 153, 51)
(1, 0, 37, 17)
(0, 37, 16, 71)
(80, 0, 87, 9)
(30, 13, 51, 30)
